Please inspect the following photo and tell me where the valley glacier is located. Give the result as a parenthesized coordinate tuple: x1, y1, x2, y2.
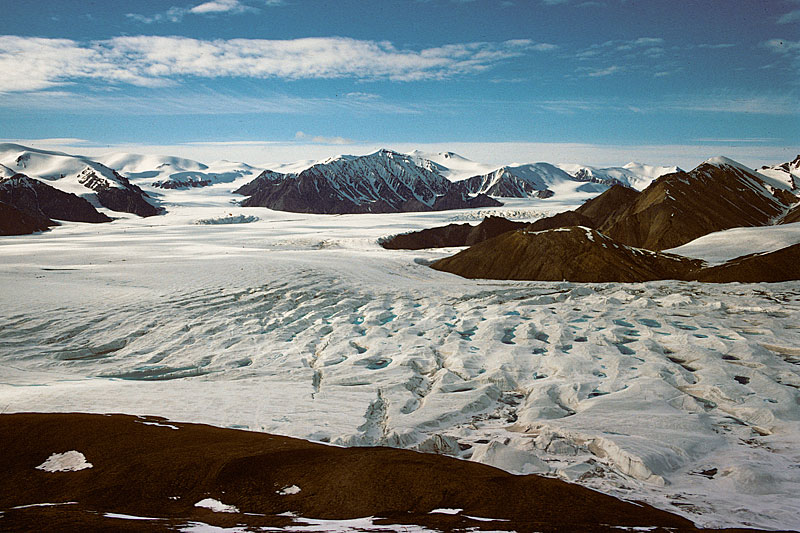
(1, 183, 799, 531)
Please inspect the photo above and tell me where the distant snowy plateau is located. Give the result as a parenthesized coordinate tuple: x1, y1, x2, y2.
(1, 143, 799, 531)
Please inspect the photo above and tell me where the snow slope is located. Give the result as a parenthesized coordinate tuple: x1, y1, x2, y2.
(0, 179, 799, 531)
(96, 152, 261, 189)
(0, 143, 129, 198)
(666, 221, 800, 264)
(760, 155, 800, 190)
(407, 150, 497, 181)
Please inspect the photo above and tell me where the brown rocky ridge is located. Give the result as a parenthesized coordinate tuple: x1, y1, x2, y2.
(431, 226, 800, 283)
(1, 412, 768, 533)
(380, 215, 527, 250)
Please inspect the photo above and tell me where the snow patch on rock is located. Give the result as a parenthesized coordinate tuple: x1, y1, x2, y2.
(36, 451, 92, 473)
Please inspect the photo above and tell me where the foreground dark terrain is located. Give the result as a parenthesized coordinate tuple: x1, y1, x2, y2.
(0, 413, 773, 532)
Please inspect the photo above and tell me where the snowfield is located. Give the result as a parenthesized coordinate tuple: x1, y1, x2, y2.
(1, 178, 799, 531)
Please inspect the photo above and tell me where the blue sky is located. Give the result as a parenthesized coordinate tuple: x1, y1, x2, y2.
(0, 0, 798, 167)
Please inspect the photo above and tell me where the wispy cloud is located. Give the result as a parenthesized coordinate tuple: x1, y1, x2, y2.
(0, 36, 535, 93)
(695, 43, 736, 49)
(295, 131, 355, 145)
(692, 138, 779, 143)
(665, 94, 799, 115)
(762, 38, 800, 76)
(0, 88, 426, 116)
(585, 65, 622, 77)
(777, 9, 800, 24)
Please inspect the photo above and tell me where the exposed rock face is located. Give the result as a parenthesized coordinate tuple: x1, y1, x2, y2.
(574, 184, 641, 228)
(432, 227, 701, 283)
(381, 216, 527, 250)
(0, 175, 111, 225)
(0, 413, 698, 532)
(235, 150, 501, 214)
(0, 200, 52, 235)
(76, 167, 160, 217)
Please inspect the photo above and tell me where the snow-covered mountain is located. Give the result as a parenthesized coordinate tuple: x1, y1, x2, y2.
(461, 163, 601, 198)
(0, 143, 158, 216)
(236, 149, 500, 214)
(96, 152, 261, 189)
(407, 150, 496, 181)
(557, 162, 680, 191)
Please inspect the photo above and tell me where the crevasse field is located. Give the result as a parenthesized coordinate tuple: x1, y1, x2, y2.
(1, 181, 799, 531)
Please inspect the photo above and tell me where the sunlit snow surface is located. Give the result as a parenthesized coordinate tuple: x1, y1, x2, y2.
(1, 181, 799, 531)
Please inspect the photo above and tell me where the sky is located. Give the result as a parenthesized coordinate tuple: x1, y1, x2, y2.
(0, 0, 798, 168)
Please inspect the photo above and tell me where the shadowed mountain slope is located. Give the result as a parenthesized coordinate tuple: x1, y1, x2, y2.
(0, 175, 112, 228)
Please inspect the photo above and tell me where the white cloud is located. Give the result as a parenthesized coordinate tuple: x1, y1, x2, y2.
(531, 43, 559, 51)
(189, 0, 256, 14)
(295, 131, 355, 145)
(0, 35, 534, 93)
(127, 0, 276, 23)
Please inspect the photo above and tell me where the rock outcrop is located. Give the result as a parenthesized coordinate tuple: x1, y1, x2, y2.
(0, 174, 112, 229)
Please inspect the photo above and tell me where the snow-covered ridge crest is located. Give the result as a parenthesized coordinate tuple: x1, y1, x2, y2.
(703, 155, 796, 192)
(96, 152, 261, 189)
(302, 148, 454, 207)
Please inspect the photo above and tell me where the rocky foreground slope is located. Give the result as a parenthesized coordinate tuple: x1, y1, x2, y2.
(1, 412, 751, 532)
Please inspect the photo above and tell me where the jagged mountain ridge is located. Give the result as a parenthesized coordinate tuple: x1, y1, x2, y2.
(236, 149, 500, 214)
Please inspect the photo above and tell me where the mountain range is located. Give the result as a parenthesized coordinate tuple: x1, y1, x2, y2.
(234, 149, 501, 214)
(2, 142, 798, 266)
(425, 156, 800, 282)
